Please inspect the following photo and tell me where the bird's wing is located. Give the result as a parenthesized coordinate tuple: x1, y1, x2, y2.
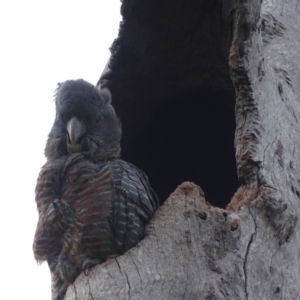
(33, 157, 67, 262)
(110, 160, 159, 252)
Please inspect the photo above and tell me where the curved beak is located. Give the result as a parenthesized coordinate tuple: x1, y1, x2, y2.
(67, 117, 86, 145)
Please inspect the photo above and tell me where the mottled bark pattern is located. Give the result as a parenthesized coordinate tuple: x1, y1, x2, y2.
(229, 0, 300, 298)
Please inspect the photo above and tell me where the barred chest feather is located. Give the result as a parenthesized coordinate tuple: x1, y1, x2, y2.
(33, 153, 158, 285)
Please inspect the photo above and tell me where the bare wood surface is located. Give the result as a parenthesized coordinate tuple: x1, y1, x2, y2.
(228, 0, 300, 298)
(66, 183, 252, 299)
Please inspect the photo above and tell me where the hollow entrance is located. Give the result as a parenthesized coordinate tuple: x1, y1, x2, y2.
(121, 89, 239, 208)
(103, 0, 239, 208)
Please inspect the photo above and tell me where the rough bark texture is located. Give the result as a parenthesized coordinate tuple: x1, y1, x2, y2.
(65, 0, 300, 299)
(65, 182, 248, 299)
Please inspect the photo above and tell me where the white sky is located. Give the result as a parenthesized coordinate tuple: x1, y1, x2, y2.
(0, 1, 121, 299)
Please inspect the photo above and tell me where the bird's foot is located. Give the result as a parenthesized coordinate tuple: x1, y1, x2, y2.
(82, 258, 103, 276)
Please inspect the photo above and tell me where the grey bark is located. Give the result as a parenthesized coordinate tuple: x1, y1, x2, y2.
(65, 0, 300, 299)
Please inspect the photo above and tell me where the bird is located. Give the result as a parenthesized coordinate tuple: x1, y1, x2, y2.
(33, 79, 159, 300)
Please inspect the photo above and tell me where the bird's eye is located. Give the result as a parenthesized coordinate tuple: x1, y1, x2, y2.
(95, 117, 101, 124)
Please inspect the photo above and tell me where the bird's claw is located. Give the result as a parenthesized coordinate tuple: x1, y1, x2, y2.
(82, 259, 102, 276)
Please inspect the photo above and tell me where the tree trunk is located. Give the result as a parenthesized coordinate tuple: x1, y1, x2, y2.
(65, 0, 300, 299)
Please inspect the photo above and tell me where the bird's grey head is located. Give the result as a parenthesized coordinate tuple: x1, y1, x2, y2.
(45, 79, 122, 161)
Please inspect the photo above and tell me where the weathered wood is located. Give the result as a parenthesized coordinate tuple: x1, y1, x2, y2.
(65, 182, 251, 299)
(228, 0, 300, 298)
(64, 0, 300, 299)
